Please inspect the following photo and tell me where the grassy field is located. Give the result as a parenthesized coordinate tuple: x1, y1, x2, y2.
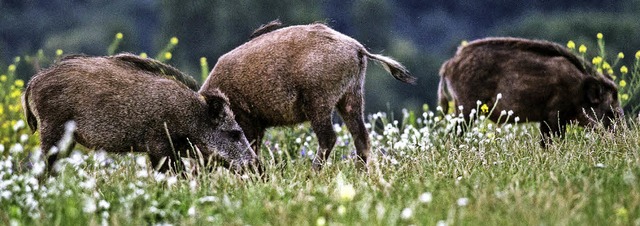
(2, 94, 639, 225)
(2, 35, 640, 225)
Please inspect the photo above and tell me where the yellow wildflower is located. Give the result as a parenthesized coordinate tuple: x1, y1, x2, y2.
(621, 66, 628, 74)
(636, 50, 640, 59)
(597, 33, 603, 39)
(8, 64, 16, 72)
(621, 94, 629, 101)
(9, 105, 20, 112)
(616, 207, 628, 218)
(579, 45, 587, 53)
(116, 32, 124, 40)
(461, 40, 468, 46)
(200, 57, 207, 66)
(620, 80, 627, 87)
(10, 90, 21, 98)
(597, 68, 603, 74)
(170, 37, 179, 45)
(56, 49, 64, 56)
(14, 79, 24, 87)
(607, 69, 614, 75)
(592, 57, 602, 65)
(0, 75, 6, 82)
(481, 104, 489, 113)
(0, 107, 3, 115)
(139, 52, 148, 59)
(1, 122, 8, 130)
(164, 52, 172, 60)
(567, 40, 576, 49)
(602, 62, 611, 70)
(618, 52, 625, 59)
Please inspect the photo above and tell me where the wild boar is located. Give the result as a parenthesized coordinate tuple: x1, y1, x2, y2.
(200, 20, 417, 169)
(22, 53, 261, 174)
(438, 37, 623, 145)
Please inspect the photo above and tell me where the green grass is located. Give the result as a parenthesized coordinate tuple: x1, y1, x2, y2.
(1, 102, 639, 225)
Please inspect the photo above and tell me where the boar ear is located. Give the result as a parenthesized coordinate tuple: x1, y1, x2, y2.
(584, 77, 603, 104)
(200, 88, 229, 116)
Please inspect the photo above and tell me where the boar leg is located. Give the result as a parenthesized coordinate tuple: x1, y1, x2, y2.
(310, 112, 337, 170)
(337, 91, 370, 167)
(147, 141, 185, 174)
(233, 111, 265, 156)
(40, 123, 72, 173)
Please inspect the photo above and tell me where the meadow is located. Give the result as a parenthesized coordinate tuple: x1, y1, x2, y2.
(1, 34, 640, 225)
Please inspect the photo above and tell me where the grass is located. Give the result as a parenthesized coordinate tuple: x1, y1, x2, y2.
(1, 99, 639, 225)
(1, 34, 640, 225)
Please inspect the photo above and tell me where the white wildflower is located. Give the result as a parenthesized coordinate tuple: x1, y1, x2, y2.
(68, 151, 85, 167)
(80, 177, 96, 190)
(136, 156, 148, 168)
(167, 176, 178, 187)
(83, 197, 97, 213)
(98, 200, 111, 210)
(337, 205, 346, 215)
(13, 120, 25, 131)
(457, 197, 469, 206)
(401, 207, 413, 219)
(419, 192, 433, 203)
(514, 117, 520, 123)
(20, 134, 29, 143)
(154, 172, 167, 182)
(188, 206, 196, 216)
(595, 163, 605, 168)
(136, 169, 149, 178)
(507, 110, 514, 116)
(198, 196, 218, 203)
(316, 217, 326, 226)
(333, 124, 342, 132)
(496, 93, 502, 99)
(9, 144, 23, 154)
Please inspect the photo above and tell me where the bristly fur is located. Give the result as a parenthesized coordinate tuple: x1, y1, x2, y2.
(111, 53, 200, 90)
(462, 37, 597, 76)
(250, 20, 283, 39)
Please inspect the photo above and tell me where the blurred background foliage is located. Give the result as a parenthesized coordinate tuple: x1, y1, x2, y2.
(1, 0, 640, 115)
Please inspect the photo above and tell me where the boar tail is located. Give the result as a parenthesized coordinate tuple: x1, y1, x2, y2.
(363, 51, 417, 85)
(21, 86, 38, 133)
(250, 20, 283, 39)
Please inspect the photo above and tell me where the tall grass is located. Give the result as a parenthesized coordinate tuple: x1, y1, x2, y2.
(1, 33, 639, 225)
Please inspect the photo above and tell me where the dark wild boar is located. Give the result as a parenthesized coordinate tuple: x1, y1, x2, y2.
(200, 20, 417, 169)
(438, 37, 623, 145)
(22, 53, 261, 174)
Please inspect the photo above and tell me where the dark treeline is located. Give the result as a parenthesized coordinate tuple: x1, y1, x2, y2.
(2, 0, 640, 114)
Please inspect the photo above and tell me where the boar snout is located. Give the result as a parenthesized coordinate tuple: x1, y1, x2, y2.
(207, 128, 262, 176)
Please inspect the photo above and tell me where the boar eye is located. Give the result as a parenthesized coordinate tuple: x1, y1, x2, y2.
(227, 130, 243, 141)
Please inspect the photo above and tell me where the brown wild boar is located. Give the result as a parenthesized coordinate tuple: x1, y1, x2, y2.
(22, 53, 261, 174)
(438, 37, 623, 145)
(200, 20, 417, 169)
